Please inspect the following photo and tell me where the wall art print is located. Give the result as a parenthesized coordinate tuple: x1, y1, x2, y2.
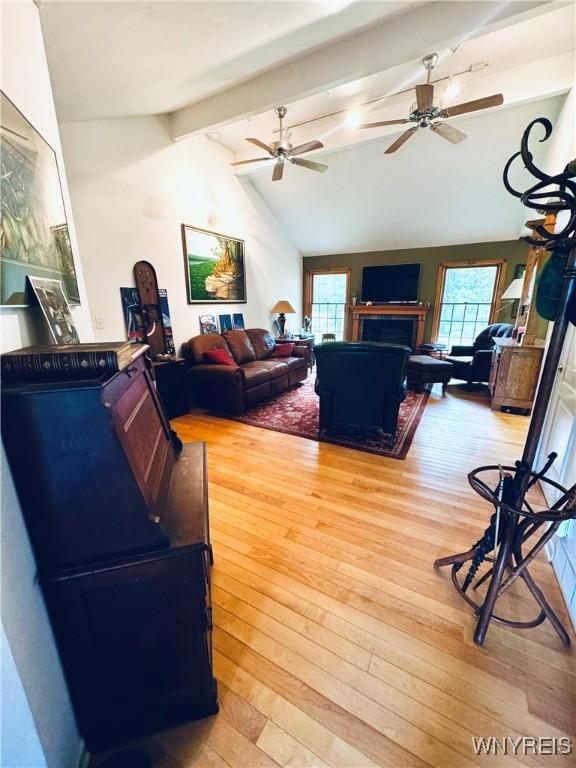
(200, 314, 218, 335)
(1, 91, 80, 306)
(181, 224, 246, 304)
(28, 276, 79, 344)
(120, 286, 175, 354)
(218, 314, 232, 332)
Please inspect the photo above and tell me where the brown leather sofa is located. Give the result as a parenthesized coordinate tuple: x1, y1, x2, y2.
(181, 328, 308, 414)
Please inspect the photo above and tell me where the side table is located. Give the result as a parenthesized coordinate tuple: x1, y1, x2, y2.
(290, 335, 315, 371)
(152, 358, 189, 419)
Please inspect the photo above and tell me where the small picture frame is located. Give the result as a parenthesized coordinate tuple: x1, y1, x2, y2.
(233, 313, 245, 330)
(219, 313, 232, 333)
(199, 314, 218, 335)
(27, 275, 79, 344)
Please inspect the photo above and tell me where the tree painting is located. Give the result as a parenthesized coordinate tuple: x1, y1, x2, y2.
(181, 225, 246, 304)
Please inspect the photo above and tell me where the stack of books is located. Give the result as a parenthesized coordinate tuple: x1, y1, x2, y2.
(1, 342, 148, 383)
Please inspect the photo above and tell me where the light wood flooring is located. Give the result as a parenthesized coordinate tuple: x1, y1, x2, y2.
(96, 384, 575, 768)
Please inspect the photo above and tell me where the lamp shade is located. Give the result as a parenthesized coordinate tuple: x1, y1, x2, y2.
(271, 300, 296, 314)
(501, 278, 523, 301)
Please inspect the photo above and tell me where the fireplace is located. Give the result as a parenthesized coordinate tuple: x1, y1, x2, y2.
(361, 317, 417, 348)
(350, 304, 430, 348)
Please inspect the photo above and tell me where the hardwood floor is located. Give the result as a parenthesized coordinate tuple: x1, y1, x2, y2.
(96, 385, 575, 768)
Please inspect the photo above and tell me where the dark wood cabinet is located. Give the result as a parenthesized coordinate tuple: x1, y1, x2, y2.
(152, 358, 189, 419)
(1, 355, 218, 751)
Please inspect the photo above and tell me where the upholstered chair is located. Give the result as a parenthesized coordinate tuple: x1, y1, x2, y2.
(314, 342, 410, 439)
(445, 322, 514, 385)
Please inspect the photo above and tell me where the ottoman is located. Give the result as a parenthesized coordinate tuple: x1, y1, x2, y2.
(407, 355, 453, 395)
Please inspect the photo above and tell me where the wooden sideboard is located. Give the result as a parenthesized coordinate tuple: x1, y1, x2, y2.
(489, 337, 545, 412)
(350, 304, 429, 347)
(1, 356, 218, 750)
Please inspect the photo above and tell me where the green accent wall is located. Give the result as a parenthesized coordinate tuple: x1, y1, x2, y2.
(303, 239, 548, 341)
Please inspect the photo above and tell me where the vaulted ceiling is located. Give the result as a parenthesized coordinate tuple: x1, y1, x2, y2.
(38, 0, 575, 254)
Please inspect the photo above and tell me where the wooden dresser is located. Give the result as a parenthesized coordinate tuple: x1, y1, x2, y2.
(1, 354, 218, 750)
(489, 337, 545, 412)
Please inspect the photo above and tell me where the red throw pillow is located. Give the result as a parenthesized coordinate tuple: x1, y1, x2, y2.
(203, 349, 237, 366)
(271, 342, 295, 358)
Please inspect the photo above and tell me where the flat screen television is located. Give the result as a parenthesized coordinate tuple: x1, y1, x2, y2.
(360, 263, 421, 303)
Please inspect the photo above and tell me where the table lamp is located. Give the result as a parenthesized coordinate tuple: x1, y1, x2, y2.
(271, 300, 295, 338)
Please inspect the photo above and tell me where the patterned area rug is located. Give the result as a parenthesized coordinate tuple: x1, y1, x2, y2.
(212, 376, 430, 459)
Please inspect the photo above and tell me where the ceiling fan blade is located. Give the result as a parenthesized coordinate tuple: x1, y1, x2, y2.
(272, 159, 284, 181)
(290, 139, 324, 156)
(430, 121, 467, 144)
(384, 127, 419, 154)
(441, 94, 503, 118)
(291, 158, 328, 173)
(360, 119, 411, 129)
(246, 137, 276, 155)
(415, 83, 434, 112)
(230, 157, 270, 166)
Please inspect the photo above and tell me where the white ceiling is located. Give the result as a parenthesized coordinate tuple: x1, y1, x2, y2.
(244, 95, 565, 255)
(37, 0, 413, 122)
(216, 3, 575, 155)
(38, 0, 574, 255)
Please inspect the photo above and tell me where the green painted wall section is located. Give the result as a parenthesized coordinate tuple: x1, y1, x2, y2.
(303, 239, 548, 341)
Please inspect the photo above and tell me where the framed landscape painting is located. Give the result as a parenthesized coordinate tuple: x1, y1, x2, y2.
(181, 224, 246, 304)
(1, 91, 80, 306)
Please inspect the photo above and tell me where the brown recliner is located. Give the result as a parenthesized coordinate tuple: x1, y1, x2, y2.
(181, 328, 308, 414)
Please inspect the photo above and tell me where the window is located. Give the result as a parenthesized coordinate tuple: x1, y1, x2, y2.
(432, 260, 506, 348)
(304, 269, 350, 342)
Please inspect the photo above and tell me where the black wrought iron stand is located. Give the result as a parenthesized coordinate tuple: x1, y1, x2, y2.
(434, 119, 576, 646)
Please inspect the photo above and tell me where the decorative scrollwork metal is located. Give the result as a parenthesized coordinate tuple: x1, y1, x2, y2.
(503, 117, 576, 248)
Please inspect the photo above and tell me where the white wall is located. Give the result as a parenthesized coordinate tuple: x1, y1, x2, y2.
(60, 115, 303, 350)
(1, 2, 88, 766)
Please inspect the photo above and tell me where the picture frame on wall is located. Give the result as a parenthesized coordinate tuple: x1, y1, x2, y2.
(233, 313, 245, 330)
(27, 276, 80, 344)
(181, 224, 246, 305)
(1, 91, 80, 307)
(199, 314, 218, 335)
(218, 314, 232, 333)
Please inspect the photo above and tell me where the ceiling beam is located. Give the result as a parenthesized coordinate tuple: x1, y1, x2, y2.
(170, 0, 556, 141)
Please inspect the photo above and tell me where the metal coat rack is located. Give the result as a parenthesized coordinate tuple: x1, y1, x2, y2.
(434, 118, 576, 646)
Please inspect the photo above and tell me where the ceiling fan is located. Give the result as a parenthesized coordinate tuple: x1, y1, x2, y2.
(360, 53, 504, 154)
(230, 106, 328, 181)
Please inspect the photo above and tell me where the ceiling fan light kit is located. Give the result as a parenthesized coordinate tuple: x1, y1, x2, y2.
(361, 53, 504, 154)
(230, 55, 503, 171)
(230, 106, 328, 181)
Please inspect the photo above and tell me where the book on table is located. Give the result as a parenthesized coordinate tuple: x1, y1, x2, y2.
(1, 342, 149, 382)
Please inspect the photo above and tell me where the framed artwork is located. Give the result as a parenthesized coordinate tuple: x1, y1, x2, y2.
(233, 313, 245, 330)
(219, 314, 232, 332)
(120, 286, 176, 354)
(199, 314, 218, 335)
(1, 91, 80, 306)
(181, 224, 246, 304)
(28, 276, 79, 344)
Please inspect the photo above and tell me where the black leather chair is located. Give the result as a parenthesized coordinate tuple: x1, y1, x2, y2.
(445, 323, 514, 385)
(314, 342, 410, 439)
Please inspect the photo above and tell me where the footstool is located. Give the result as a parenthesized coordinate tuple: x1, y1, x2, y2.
(407, 355, 453, 395)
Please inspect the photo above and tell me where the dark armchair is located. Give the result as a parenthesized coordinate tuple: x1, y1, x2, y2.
(314, 342, 410, 439)
(445, 323, 514, 385)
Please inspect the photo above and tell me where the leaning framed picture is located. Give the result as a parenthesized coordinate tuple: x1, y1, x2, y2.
(27, 276, 79, 344)
(1, 91, 80, 306)
(181, 224, 246, 304)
